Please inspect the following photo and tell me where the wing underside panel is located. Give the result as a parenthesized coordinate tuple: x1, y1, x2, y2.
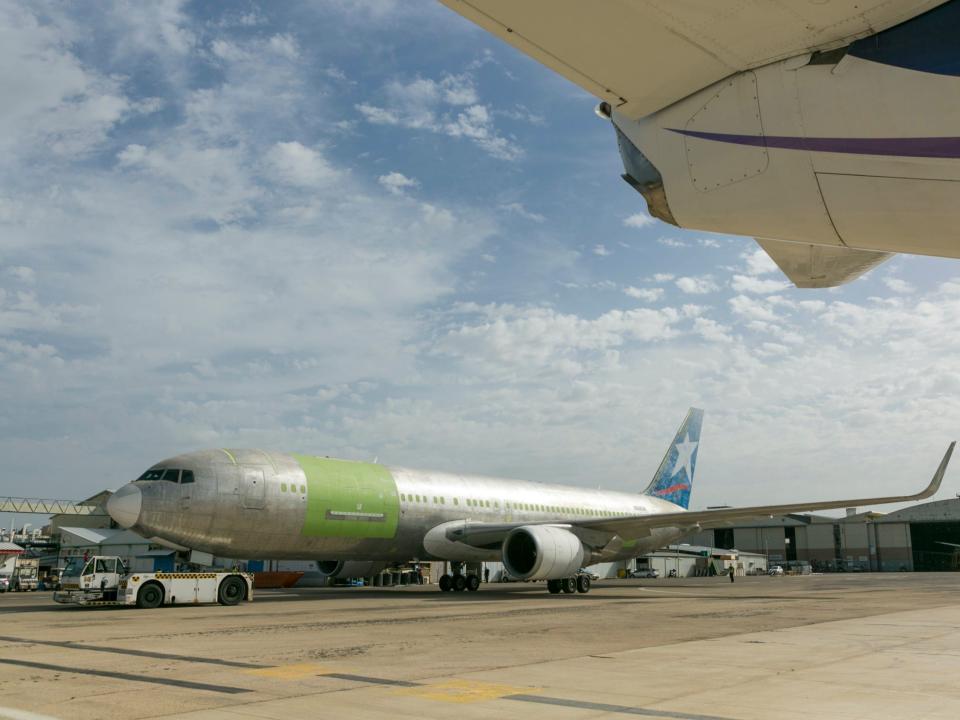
(439, 1, 946, 118)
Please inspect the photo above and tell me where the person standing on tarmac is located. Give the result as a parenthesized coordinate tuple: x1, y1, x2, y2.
(484, 566, 490, 583)
(729, 567, 736, 583)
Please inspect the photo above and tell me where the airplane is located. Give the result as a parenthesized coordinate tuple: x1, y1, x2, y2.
(107, 409, 954, 594)
(438, 1, 960, 288)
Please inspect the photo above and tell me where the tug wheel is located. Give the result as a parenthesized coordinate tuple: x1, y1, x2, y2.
(136, 582, 163, 609)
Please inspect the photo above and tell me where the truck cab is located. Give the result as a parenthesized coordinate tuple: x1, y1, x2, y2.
(59, 556, 126, 601)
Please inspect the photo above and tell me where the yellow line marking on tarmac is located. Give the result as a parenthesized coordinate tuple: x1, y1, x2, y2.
(395, 679, 539, 704)
(245, 663, 336, 680)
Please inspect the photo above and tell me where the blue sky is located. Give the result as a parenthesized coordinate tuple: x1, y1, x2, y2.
(3, 0, 959, 523)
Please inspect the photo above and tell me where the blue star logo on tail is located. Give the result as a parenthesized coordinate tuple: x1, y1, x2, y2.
(643, 408, 704, 509)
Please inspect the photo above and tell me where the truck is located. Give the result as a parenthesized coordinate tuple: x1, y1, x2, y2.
(12, 556, 39, 591)
(53, 555, 253, 608)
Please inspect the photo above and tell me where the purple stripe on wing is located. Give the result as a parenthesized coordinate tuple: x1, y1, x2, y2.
(670, 129, 960, 159)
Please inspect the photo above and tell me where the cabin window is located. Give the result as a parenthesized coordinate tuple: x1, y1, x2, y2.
(453, 498, 459, 506)
(281, 483, 287, 492)
(300, 485, 306, 494)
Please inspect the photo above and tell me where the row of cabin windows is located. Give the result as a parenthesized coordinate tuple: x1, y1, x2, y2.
(397, 492, 631, 517)
(280, 483, 307, 494)
(137, 468, 195, 484)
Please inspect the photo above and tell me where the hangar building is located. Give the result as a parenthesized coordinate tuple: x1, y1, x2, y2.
(684, 498, 960, 572)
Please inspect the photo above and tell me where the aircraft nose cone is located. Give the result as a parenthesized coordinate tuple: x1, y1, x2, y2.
(108, 484, 142, 529)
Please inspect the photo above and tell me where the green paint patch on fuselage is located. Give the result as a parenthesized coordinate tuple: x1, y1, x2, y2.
(294, 455, 400, 539)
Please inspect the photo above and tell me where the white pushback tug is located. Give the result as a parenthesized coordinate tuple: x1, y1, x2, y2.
(53, 555, 253, 608)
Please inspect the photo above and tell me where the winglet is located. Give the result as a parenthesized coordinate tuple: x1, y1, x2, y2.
(914, 442, 954, 501)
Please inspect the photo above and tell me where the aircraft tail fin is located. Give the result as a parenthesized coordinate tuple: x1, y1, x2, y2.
(642, 408, 704, 509)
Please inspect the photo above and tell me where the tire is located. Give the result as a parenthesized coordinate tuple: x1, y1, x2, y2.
(547, 579, 561, 594)
(562, 577, 577, 594)
(136, 582, 164, 609)
(439, 574, 452, 592)
(466, 574, 480, 592)
(452, 574, 467, 592)
(576, 574, 591, 594)
(218, 576, 246, 606)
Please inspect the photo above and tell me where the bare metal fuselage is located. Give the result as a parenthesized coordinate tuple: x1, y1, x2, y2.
(115, 449, 685, 563)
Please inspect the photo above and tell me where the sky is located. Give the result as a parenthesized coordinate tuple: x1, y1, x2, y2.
(3, 0, 960, 524)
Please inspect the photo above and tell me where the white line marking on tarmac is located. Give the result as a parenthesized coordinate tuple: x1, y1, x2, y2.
(0, 707, 63, 720)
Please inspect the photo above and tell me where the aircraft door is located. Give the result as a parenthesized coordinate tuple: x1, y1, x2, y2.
(241, 467, 266, 509)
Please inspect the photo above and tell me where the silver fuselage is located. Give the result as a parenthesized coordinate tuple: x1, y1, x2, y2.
(111, 449, 687, 563)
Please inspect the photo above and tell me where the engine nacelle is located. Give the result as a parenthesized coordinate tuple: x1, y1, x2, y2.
(316, 560, 388, 579)
(501, 525, 587, 581)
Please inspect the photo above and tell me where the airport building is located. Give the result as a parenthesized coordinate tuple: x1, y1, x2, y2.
(683, 497, 960, 572)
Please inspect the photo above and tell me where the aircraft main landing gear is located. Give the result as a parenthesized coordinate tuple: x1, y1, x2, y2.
(546, 573, 592, 595)
(439, 562, 480, 592)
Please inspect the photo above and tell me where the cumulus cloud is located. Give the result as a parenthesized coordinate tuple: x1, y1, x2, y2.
(658, 237, 688, 248)
(623, 212, 656, 229)
(675, 276, 719, 294)
(730, 274, 790, 294)
(744, 248, 779, 275)
(593, 244, 611, 257)
(378, 171, 419, 195)
(883, 277, 915, 294)
(356, 72, 522, 160)
(265, 142, 339, 187)
(624, 286, 663, 302)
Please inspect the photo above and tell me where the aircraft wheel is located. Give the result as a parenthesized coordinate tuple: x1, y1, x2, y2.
(452, 574, 467, 592)
(576, 574, 591, 594)
(439, 574, 452, 592)
(466, 574, 481, 592)
(547, 579, 561, 594)
(136, 582, 164, 609)
(218, 575, 246, 606)
(562, 577, 577, 594)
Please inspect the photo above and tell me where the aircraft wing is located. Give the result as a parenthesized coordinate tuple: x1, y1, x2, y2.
(447, 442, 953, 550)
(754, 239, 892, 289)
(439, 1, 945, 119)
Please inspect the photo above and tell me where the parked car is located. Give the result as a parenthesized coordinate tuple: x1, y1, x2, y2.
(629, 568, 660, 579)
(768, 565, 784, 576)
(0, 576, 9, 592)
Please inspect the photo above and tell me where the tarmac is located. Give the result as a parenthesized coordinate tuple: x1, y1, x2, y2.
(3, 574, 960, 719)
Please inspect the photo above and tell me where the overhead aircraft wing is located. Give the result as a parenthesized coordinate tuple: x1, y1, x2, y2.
(447, 442, 953, 550)
(755, 238, 892, 289)
(439, 1, 945, 119)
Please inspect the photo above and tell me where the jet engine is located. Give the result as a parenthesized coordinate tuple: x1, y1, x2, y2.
(501, 525, 587, 581)
(316, 560, 388, 579)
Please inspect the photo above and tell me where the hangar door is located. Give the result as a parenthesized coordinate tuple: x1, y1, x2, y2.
(909, 522, 960, 572)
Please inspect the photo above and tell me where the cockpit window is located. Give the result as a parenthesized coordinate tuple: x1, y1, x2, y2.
(162, 468, 180, 482)
(181, 469, 195, 484)
(137, 468, 166, 481)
